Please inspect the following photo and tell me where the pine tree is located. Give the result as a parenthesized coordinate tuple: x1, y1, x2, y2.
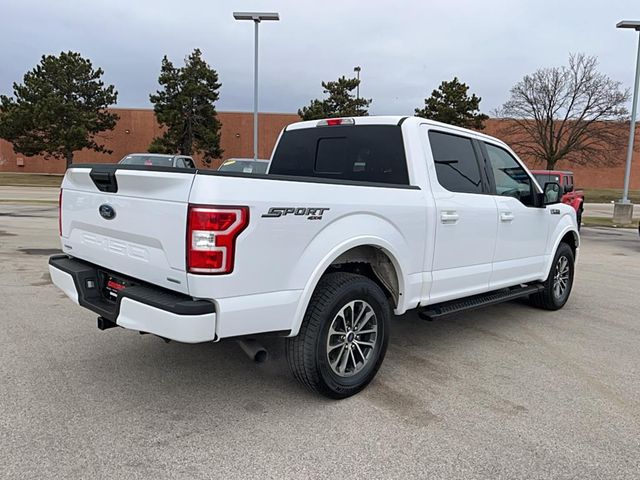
(299, 76, 371, 120)
(149, 49, 222, 164)
(0, 51, 118, 167)
(415, 77, 488, 130)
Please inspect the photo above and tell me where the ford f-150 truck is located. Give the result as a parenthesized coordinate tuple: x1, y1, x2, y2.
(49, 116, 579, 399)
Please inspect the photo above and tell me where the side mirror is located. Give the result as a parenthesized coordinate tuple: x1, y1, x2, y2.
(533, 181, 562, 208)
(544, 182, 562, 205)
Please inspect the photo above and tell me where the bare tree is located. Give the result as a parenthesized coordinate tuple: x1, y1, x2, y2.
(497, 54, 630, 170)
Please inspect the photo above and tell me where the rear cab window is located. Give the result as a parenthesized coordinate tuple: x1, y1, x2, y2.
(269, 125, 409, 185)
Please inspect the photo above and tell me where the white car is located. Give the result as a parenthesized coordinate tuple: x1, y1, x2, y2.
(50, 116, 578, 398)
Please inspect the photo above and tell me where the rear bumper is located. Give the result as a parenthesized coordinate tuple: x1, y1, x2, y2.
(48, 255, 216, 343)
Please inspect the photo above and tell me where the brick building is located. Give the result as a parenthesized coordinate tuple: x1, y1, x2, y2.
(0, 108, 638, 189)
(0, 109, 299, 174)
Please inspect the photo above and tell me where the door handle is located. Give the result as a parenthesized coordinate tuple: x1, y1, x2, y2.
(440, 211, 459, 224)
(500, 212, 515, 222)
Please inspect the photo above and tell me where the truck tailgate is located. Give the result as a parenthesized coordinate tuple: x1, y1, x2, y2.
(60, 166, 195, 294)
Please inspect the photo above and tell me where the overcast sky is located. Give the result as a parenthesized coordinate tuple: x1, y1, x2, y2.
(1, 0, 638, 116)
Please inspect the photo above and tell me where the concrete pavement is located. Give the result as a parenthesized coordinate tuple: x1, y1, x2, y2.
(584, 202, 640, 219)
(1, 203, 639, 479)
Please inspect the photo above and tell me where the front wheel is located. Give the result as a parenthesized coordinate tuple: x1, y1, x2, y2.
(530, 242, 575, 310)
(285, 272, 390, 399)
(576, 207, 583, 231)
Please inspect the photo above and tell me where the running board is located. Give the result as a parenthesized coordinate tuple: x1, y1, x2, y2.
(419, 284, 544, 320)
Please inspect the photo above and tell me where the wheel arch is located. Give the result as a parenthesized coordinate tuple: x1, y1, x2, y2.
(543, 218, 579, 278)
(326, 245, 402, 306)
(288, 238, 408, 337)
(560, 230, 579, 256)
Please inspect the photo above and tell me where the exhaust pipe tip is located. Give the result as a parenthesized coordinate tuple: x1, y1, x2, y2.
(253, 348, 268, 363)
(236, 338, 269, 363)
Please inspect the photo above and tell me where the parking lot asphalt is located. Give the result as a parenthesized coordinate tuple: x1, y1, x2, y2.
(1, 203, 639, 479)
(0, 186, 60, 203)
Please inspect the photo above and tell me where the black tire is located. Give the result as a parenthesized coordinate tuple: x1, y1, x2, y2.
(529, 242, 575, 310)
(576, 207, 583, 231)
(285, 272, 390, 399)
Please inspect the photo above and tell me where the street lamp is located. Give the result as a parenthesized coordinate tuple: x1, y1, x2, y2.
(615, 20, 640, 224)
(233, 11, 280, 161)
(354, 66, 361, 101)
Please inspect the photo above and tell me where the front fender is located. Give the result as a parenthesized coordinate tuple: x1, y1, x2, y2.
(566, 197, 583, 212)
(286, 213, 418, 337)
(543, 211, 579, 278)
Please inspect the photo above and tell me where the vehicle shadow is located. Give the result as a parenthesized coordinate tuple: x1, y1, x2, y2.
(76, 298, 542, 413)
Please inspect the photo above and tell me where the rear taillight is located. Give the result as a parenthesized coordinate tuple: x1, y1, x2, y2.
(58, 189, 63, 236)
(187, 205, 249, 274)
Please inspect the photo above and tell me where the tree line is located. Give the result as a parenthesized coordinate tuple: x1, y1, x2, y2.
(0, 50, 631, 170)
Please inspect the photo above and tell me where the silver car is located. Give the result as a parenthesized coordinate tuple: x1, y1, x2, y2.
(119, 153, 196, 169)
(217, 158, 270, 174)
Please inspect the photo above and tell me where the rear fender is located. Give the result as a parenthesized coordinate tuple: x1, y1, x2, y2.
(287, 214, 415, 337)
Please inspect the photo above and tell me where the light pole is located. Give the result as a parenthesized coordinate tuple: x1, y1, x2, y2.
(354, 66, 361, 101)
(614, 20, 640, 225)
(233, 12, 279, 161)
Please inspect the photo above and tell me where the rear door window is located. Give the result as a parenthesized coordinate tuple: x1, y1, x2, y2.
(270, 125, 409, 185)
(428, 131, 483, 194)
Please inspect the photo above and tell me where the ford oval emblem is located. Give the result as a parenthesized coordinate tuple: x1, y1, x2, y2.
(99, 204, 116, 220)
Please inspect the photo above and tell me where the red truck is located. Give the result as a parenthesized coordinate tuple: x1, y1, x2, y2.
(531, 170, 584, 227)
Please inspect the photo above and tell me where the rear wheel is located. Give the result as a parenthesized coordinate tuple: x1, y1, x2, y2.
(529, 242, 575, 310)
(285, 272, 390, 399)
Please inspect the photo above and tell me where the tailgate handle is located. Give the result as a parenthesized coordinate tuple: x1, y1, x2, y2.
(90, 169, 118, 193)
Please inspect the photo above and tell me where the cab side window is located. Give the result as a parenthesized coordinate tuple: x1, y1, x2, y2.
(428, 131, 483, 194)
(564, 175, 574, 191)
(177, 158, 195, 169)
(484, 143, 535, 207)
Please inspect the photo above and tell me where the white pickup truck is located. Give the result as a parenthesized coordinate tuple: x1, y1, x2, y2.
(49, 116, 579, 398)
